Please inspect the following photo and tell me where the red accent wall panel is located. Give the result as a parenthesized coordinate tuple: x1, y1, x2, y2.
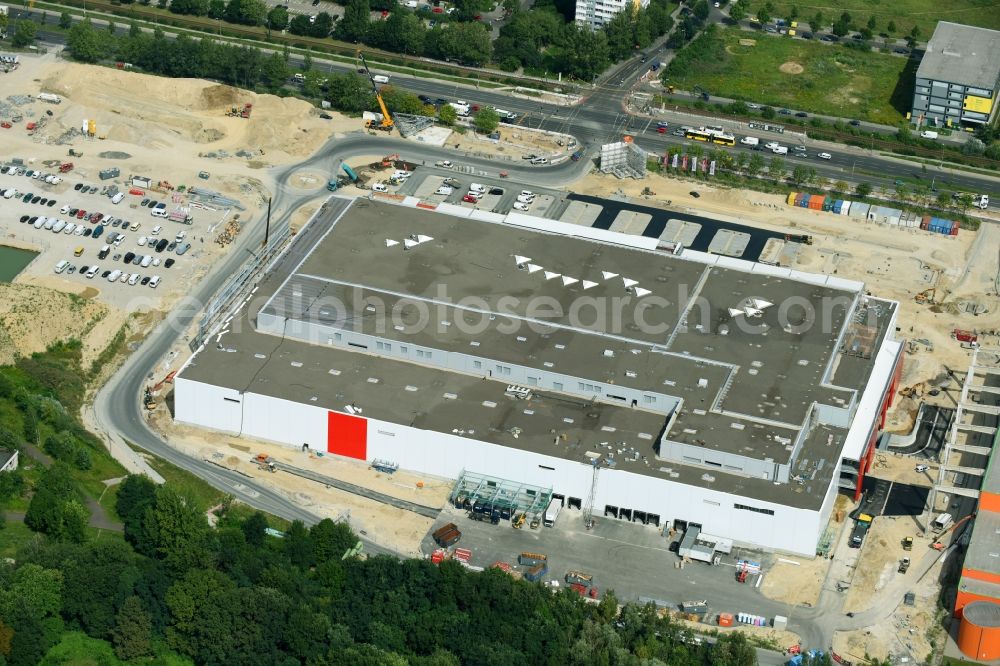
(327, 411, 367, 460)
(962, 568, 1000, 586)
(956, 590, 1000, 618)
(980, 491, 1000, 514)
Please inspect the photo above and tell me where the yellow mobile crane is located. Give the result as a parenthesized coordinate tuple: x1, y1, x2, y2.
(359, 53, 394, 132)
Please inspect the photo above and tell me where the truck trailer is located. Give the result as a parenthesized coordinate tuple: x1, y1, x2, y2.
(543, 498, 561, 527)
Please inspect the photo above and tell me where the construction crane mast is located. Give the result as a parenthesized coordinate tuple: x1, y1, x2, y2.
(582, 458, 600, 530)
(359, 53, 394, 132)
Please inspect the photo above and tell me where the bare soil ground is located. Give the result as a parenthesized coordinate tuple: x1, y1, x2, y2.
(150, 410, 452, 555)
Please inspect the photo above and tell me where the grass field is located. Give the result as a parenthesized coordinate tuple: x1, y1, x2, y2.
(666, 27, 913, 125)
(751, 0, 1000, 41)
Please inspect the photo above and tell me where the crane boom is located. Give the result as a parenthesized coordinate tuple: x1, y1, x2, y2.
(358, 53, 394, 131)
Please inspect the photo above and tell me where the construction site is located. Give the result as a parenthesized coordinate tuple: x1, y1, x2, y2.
(1, 45, 1000, 665)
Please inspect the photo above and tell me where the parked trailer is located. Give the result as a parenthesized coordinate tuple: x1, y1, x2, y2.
(518, 552, 548, 567)
(37, 93, 62, 104)
(543, 498, 561, 527)
(565, 571, 594, 587)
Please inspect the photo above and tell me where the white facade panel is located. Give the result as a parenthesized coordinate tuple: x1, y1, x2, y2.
(174, 377, 244, 434)
(175, 385, 826, 555)
(241, 392, 329, 450)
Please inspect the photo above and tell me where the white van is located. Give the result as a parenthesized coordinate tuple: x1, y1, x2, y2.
(920, 130, 938, 139)
(54, 260, 70, 274)
(740, 136, 759, 146)
(771, 145, 789, 155)
(63, 223, 76, 235)
(43, 218, 56, 230)
(107, 269, 122, 282)
(85, 265, 100, 279)
(33, 217, 46, 229)
(51, 219, 66, 233)
(111, 192, 125, 205)
(469, 183, 486, 193)
(149, 275, 161, 288)
(372, 74, 390, 84)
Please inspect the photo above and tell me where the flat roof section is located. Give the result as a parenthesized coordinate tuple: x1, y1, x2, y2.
(292, 198, 705, 347)
(962, 511, 1000, 575)
(179, 198, 898, 511)
(917, 22, 1000, 90)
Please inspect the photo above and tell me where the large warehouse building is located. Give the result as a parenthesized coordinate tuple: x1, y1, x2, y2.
(175, 197, 903, 556)
(910, 22, 1000, 129)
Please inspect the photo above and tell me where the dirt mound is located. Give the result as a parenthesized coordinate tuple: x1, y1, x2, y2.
(198, 84, 244, 111)
(0, 282, 112, 365)
(779, 61, 804, 74)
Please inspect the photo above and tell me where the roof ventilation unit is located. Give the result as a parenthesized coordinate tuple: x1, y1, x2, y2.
(505, 384, 532, 400)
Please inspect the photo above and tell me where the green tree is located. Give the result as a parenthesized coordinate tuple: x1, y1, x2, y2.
(474, 107, 500, 134)
(866, 15, 876, 30)
(142, 485, 214, 574)
(326, 72, 372, 113)
(301, 70, 326, 98)
(746, 152, 764, 177)
(116, 474, 158, 550)
(311, 11, 334, 37)
(0, 564, 63, 625)
(910, 25, 920, 39)
(336, 0, 370, 42)
(768, 156, 786, 180)
(310, 518, 355, 563)
(856, 181, 872, 197)
(59, 11, 72, 29)
(790, 164, 810, 185)
(66, 19, 106, 63)
(12, 20, 38, 48)
(438, 102, 458, 125)
(760, 105, 775, 119)
(811, 10, 823, 30)
(62, 498, 89, 542)
(224, 0, 267, 25)
(711, 631, 757, 666)
(241, 511, 269, 547)
(728, 2, 746, 22)
(832, 19, 849, 37)
(267, 4, 288, 30)
(112, 596, 153, 660)
(693, 0, 710, 21)
(756, 4, 770, 24)
(886, 20, 896, 33)
(25, 463, 87, 541)
(261, 51, 290, 90)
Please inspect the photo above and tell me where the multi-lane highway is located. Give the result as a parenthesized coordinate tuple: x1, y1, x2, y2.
(22, 7, 1000, 205)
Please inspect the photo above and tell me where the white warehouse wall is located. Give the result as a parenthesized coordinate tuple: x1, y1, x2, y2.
(175, 378, 825, 556)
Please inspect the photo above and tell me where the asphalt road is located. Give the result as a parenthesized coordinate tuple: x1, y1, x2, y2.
(23, 12, 1000, 206)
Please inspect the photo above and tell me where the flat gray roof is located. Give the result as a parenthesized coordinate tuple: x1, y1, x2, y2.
(0, 448, 15, 469)
(180, 198, 896, 510)
(917, 22, 1000, 90)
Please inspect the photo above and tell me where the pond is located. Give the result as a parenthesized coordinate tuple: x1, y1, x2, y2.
(0, 245, 39, 282)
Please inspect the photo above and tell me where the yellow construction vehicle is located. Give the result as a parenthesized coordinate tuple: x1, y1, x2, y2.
(359, 53, 394, 133)
(512, 513, 526, 529)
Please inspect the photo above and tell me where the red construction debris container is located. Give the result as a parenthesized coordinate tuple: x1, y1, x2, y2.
(718, 613, 734, 627)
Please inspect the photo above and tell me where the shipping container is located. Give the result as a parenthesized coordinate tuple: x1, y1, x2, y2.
(848, 203, 869, 220)
(920, 216, 931, 230)
(951, 223, 959, 236)
(718, 613, 734, 627)
(518, 552, 548, 567)
(840, 200, 851, 215)
(822, 198, 835, 212)
(808, 194, 825, 210)
(787, 192, 798, 206)
(797, 193, 809, 208)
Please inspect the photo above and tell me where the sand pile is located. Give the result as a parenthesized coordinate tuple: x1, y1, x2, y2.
(39, 63, 343, 163)
(0, 281, 123, 366)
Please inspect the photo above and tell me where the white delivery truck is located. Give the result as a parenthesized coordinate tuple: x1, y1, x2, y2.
(771, 145, 788, 155)
(448, 101, 471, 117)
(543, 498, 562, 527)
(740, 136, 759, 146)
(372, 74, 390, 84)
(920, 130, 938, 139)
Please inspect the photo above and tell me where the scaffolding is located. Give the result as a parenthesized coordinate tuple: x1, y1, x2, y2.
(449, 470, 553, 520)
(600, 141, 648, 179)
(394, 113, 436, 138)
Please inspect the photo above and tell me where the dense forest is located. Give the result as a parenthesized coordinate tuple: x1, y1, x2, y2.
(0, 342, 769, 664)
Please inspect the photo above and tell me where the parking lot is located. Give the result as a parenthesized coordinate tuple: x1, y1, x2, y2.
(423, 504, 799, 627)
(391, 167, 561, 217)
(1, 165, 222, 308)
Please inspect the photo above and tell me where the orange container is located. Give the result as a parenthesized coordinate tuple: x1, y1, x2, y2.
(718, 612, 734, 627)
(808, 195, 825, 210)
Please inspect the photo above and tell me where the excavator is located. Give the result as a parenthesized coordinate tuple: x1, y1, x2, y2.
(359, 53, 394, 133)
(915, 287, 937, 305)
